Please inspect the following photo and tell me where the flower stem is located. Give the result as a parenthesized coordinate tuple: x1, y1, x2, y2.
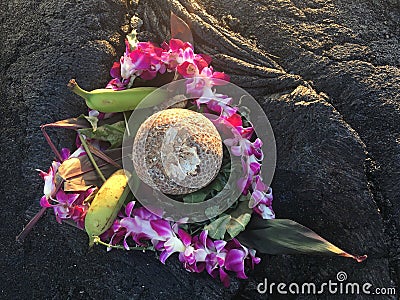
(16, 180, 63, 242)
(41, 126, 63, 162)
(93, 236, 150, 251)
(78, 133, 106, 183)
(16, 207, 47, 242)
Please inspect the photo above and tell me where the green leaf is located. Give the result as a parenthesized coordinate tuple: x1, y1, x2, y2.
(226, 200, 252, 238)
(78, 121, 125, 148)
(202, 197, 252, 240)
(183, 190, 209, 203)
(182, 161, 229, 203)
(211, 176, 226, 192)
(81, 115, 98, 131)
(237, 217, 367, 262)
(204, 215, 230, 240)
(205, 206, 220, 219)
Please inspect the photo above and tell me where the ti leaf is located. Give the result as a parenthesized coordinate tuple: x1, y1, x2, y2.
(183, 190, 209, 203)
(204, 215, 230, 240)
(170, 12, 194, 45)
(226, 200, 252, 238)
(204, 197, 253, 240)
(237, 217, 367, 263)
(81, 115, 99, 131)
(78, 121, 125, 148)
(57, 148, 125, 191)
(41, 117, 90, 130)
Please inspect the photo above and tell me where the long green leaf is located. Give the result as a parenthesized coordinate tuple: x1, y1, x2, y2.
(237, 217, 367, 262)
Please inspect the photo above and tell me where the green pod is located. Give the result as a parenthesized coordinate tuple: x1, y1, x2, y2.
(84, 169, 130, 246)
(68, 79, 167, 113)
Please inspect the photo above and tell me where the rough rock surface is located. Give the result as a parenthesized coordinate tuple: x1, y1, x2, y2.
(1, 0, 399, 299)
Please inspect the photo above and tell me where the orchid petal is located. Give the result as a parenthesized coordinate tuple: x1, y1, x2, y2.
(159, 250, 170, 264)
(223, 137, 238, 147)
(225, 249, 247, 279)
(219, 268, 230, 287)
(60, 148, 71, 161)
(257, 204, 275, 219)
(164, 236, 185, 253)
(177, 228, 192, 246)
(39, 195, 52, 208)
(231, 146, 242, 156)
(150, 219, 173, 239)
(125, 201, 135, 217)
(213, 240, 227, 253)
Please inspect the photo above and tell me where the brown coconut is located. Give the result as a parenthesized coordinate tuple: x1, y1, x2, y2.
(132, 108, 223, 195)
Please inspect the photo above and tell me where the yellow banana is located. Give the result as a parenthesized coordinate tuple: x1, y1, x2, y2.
(68, 79, 167, 113)
(85, 169, 130, 246)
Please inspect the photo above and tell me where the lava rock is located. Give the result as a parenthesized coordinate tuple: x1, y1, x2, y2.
(1, 0, 399, 299)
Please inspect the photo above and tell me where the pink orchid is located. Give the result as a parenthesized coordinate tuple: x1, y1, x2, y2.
(36, 148, 83, 200)
(187, 67, 230, 98)
(118, 41, 166, 81)
(40, 187, 95, 229)
(161, 39, 193, 70)
(106, 78, 130, 91)
(110, 61, 121, 79)
(224, 133, 263, 160)
(249, 176, 275, 219)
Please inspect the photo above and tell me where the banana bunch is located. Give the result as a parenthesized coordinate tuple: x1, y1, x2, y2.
(85, 169, 130, 246)
(68, 79, 167, 113)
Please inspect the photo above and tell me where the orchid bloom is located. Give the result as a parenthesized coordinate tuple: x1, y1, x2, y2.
(40, 187, 96, 229)
(224, 130, 263, 160)
(161, 39, 194, 70)
(38, 147, 91, 228)
(186, 67, 230, 99)
(118, 41, 167, 82)
(118, 202, 188, 260)
(36, 148, 83, 200)
(37, 161, 60, 200)
(119, 202, 161, 249)
(177, 230, 261, 287)
(249, 176, 275, 219)
(110, 203, 261, 287)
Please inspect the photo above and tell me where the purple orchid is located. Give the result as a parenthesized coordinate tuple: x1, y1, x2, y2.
(161, 39, 194, 70)
(40, 187, 95, 229)
(180, 230, 261, 287)
(38, 147, 91, 228)
(250, 176, 275, 219)
(106, 202, 261, 287)
(117, 202, 187, 259)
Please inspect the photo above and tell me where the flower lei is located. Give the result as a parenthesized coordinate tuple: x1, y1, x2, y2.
(38, 37, 275, 286)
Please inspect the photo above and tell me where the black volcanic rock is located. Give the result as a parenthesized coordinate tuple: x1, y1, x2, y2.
(1, 0, 398, 299)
